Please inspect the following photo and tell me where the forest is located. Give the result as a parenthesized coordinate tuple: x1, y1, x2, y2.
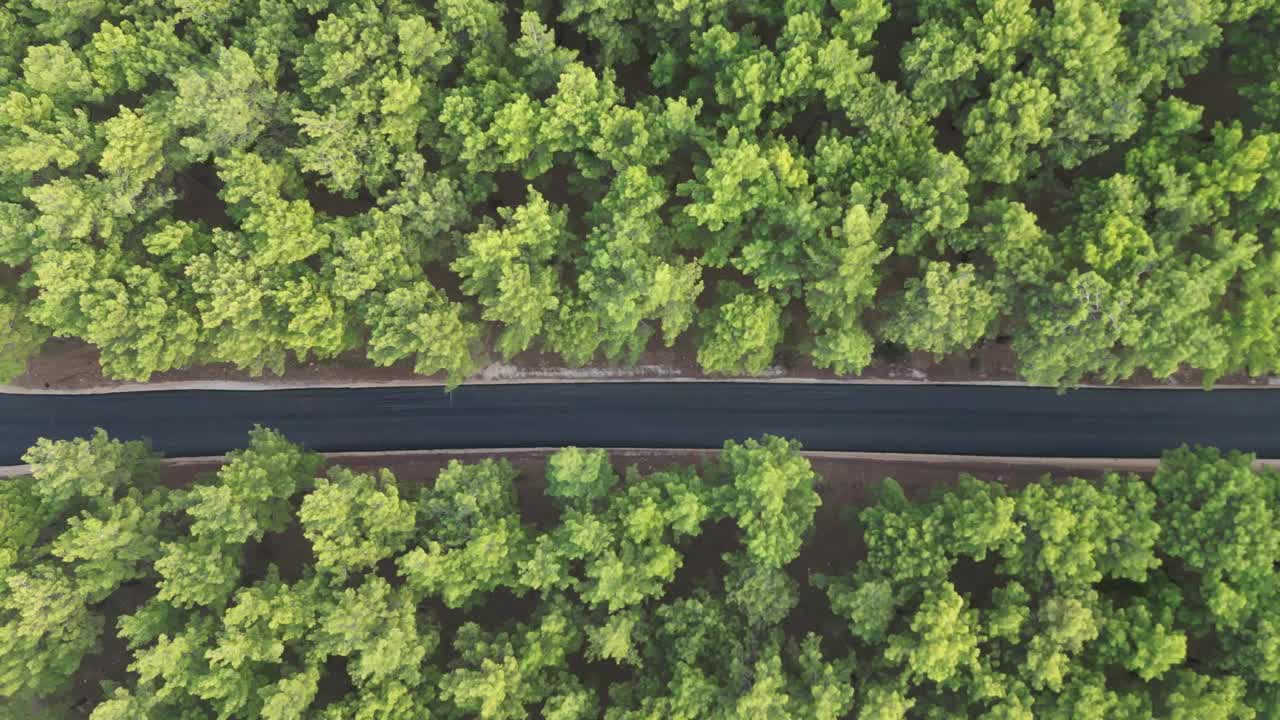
(3, 0, 1280, 387)
(2, 429, 1278, 718)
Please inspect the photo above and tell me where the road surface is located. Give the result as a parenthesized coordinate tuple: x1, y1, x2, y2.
(3, 382, 1279, 464)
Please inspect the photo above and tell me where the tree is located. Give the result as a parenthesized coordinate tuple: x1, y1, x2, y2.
(439, 601, 586, 719)
(20, 428, 162, 509)
(805, 198, 890, 375)
(1152, 446, 1280, 632)
(299, 467, 416, 578)
(716, 435, 820, 568)
(0, 0, 1277, 390)
(884, 582, 982, 685)
(882, 261, 1003, 357)
(0, 290, 47, 382)
(5, 428, 1280, 717)
(1013, 271, 1142, 386)
(182, 427, 321, 547)
(696, 283, 784, 376)
(362, 281, 483, 389)
(311, 576, 435, 697)
(172, 47, 281, 162)
(1, 430, 167, 704)
(963, 72, 1055, 184)
(545, 446, 618, 510)
(453, 190, 567, 358)
(0, 567, 102, 701)
(400, 459, 528, 607)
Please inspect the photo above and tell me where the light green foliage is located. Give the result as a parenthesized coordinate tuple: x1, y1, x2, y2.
(292, 1, 445, 194)
(22, 44, 99, 104)
(99, 107, 168, 214)
(563, 166, 703, 365)
(805, 200, 890, 375)
(186, 227, 356, 379)
(0, 291, 47, 382)
(312, 576, 435, 692)
(885, 582, 982, 684)
(0, 476, 48, 574)
(154, 427, 319, 609)
(546, 446, 618, 509)
(1014, 271, 1142, 386)
(2, 430, 166, 703)
(1097, 600, 1187, 681)
(400, 458, 528, 607)
(857, 684, 915, 720)
(173, 47, 281, 162)
(4, 429, 1280, 716)
(577, 467, 710, 609)
(61, 263, 201, 381)
(215, 151, 329, 267)
(968, 199, 1054, 286)
(883, 261, 1002, 357)
(453, 191, 568, 358)
(526, 464, 710, 611)
(440, 602, 585, 719)
(183, 426, 321, 546)
(299, 468, 416, 577)
(964, 72, 1055, 184)
(0, 568, 102, 701)
(153, 535, 243, 609)
(1005, 473, 1162, 591)
(717, 435, 820, 568)
(50, 495, 163, 601)
(820, 573, 897, 642)
(363, 281, 482, 388)
(0, 0, 1277, 389)
(696, 283, 784, 376)
(20, 428, 161, 509)
(1164, 672, 1257, 720)
(894, 150, 971, 256)
(1152, 447, 1280, 632)
(680, 131, 820, 292)
(819, 461, 1227, 715)
(722, 551, 798, 626)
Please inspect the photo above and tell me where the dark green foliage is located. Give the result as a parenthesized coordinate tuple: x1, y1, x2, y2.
(5, 429, 1280, 717)
(1, 0, 1278, 386)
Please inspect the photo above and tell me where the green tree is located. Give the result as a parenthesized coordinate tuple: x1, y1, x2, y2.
(400, 459, 528, 607)
(172, 47, 281, 162)
(439, 601, 586, 719)
(716, 435, 820, 568)
(453, 190, 568, 358)
(299, 467, 416, 578)
(362, 281, 483, 388)
(805, 199, 890, 375)
(696, 283, 784, 376)
(882, 261, 1003, 357)
(0, 290, 47, 382)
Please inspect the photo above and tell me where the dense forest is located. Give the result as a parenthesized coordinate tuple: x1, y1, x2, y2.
(2, 1, 1280, 386)
(1, 429, 1277, 718)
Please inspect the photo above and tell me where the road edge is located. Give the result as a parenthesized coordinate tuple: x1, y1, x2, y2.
(6, 447, 1278, 477)
(5, 374, 1278, 395)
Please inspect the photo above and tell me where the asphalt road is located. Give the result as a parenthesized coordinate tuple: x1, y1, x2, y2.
(3, 382, 1279, 464)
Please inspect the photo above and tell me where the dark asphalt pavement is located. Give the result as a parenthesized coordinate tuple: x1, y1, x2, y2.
(3, 383, 1278, 464)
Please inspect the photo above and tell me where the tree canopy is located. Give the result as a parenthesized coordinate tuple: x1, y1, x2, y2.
(1, 0, 1279, 388)
(4, 428, 1280, 717)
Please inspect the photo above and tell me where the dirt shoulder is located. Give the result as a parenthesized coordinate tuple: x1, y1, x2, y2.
(6, 337, 1279, 393)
